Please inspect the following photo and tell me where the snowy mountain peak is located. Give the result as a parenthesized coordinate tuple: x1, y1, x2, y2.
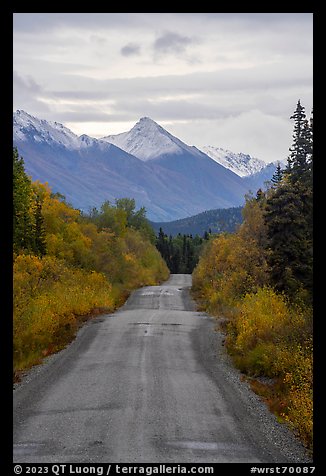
(200, 145, 266, 177)
(138, 116, 157, 124)
(131, 116, 165, 135)
(101, 117, 198, 161)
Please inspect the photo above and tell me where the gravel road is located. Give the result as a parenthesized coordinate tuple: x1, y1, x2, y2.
(13, 274, 311, 463)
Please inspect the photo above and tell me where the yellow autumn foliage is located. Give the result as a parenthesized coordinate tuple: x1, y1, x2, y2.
(14, 182, 169, 374)
(192, 232, 268, 316)
(231, 288, 307, 354)
(14, 254, 114, 371)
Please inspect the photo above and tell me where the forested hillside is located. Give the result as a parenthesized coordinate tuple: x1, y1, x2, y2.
(13, 148, 169, 376)
(192, 101, 313, 450)
(150, 206, 243, 237)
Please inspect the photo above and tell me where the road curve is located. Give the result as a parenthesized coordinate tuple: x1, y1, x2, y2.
(13, 274, 310, 463)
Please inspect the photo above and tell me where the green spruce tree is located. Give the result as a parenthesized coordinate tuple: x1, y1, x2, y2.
(33, 196, 47, 256)
(264, 102, 313, 301)
(271, 163, 284, 188)
(13, 147, 34, 253)
(286, 100, 312, 187)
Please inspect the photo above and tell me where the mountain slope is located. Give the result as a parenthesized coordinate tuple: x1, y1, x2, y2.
(102, 116, 249, 210)
(148, 150, 248, 210)
(14, 111, 251, 221)
(242, 160, 287, 192)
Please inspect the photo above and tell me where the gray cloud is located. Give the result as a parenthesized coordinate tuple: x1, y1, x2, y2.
(53, 111, 126, 123)
(120, 43, 141, 57)
(16, 53, 312, 127)
(13, 13, 312, 33)
(56, 57, 312, 102)
(13, 13, 142, 32)
(13, 71, 50, 113)
(109, 97, 236, 122)
(13, 71, 42, 94)
(153, 31, 194, 55)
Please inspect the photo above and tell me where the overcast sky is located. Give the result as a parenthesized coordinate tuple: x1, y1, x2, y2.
(13, 13, 313, 163)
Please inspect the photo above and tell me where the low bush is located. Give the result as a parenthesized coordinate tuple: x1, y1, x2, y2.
(13, 254, 114, 372)
(226, 287, 312, 448)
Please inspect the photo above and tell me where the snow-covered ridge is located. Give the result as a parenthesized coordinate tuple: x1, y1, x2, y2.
(200, 145, 266, 177)
(14, 111, 191, 159)
(14, 110, 81, 149)
(13, 110, 111, 151)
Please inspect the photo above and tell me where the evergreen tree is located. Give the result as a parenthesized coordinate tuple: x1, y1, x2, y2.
(33, 196, 47, 256)
(13, 147, 34, 253)
(156, 228, 167, 263)
(265, 181, 312, 296)
(255, 188, 265, 202)
(271, 163, 284, 188)
(168, 235, 174, 271)
(264, 101, 313, 301)
(286, 100, 312, 186)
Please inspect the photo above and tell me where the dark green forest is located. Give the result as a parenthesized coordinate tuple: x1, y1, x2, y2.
(155, 229, 210, 273)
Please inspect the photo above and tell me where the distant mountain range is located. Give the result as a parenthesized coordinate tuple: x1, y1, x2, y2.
(13, 110, 285, 222)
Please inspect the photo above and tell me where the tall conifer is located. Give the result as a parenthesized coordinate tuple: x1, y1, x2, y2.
(34, 196, 47, 256)
(271, 163, 284, 187)
(264, 102, 313, 300)
(13, 147, 34, 253)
